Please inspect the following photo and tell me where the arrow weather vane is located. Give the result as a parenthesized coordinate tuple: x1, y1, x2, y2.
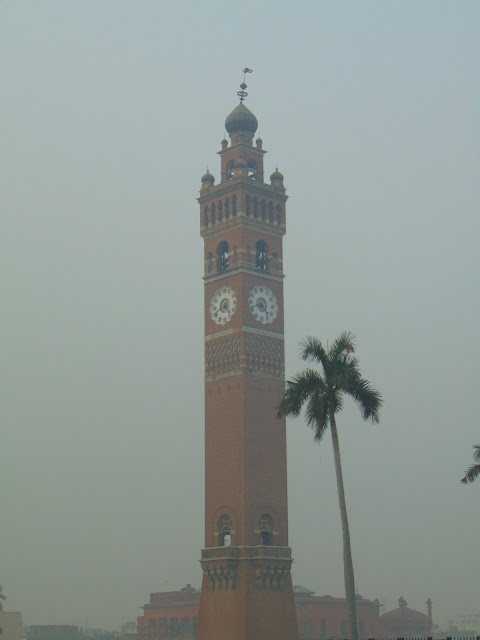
(237, 67, 253, 102)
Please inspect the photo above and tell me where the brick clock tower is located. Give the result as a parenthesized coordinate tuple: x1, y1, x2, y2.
(196, 77, 299, 640)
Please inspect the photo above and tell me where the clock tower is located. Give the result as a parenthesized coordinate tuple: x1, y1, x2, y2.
(196, 79, 299, 640)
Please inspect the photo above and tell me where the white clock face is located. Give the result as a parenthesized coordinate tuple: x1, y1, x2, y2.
(210, 286, 237, 325)
(248, 285, 278, 324)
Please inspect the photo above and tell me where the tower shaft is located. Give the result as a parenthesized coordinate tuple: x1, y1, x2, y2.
(196, 97, 299, 640)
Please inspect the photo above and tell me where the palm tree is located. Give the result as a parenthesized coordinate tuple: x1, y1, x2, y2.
(461, 445, 480, 484)
(278, 332, 382, 640)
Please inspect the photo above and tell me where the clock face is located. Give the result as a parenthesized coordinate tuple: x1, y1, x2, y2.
(248, 285, 278, 324)
(210, 286, 237, 325)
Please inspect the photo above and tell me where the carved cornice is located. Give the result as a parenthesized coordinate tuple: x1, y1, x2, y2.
(203, 267, 284, 284)
(200, 547, 293, 593)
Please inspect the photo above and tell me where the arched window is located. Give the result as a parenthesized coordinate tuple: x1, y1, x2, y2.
(181, 618, 192, 635)
(225, 198, 230, 219)
(217, 200, 223, 222)
(245, 194, 251, 216)
(302, 620, 313, 640)
(261, 200, 266, 221)
(232, 194, 237, 216)
(320, 619, 327, 638)
(256, 240, 267, 271)
(158, 619, 168, 637)
(217, 241, 229, 272)
(258, 513, 274, 546)
(247, 160, 257, 180)
(148, 619, 156, 634)
(253, 197, 258, 218)
(268, 201, 274, 223)
(204, 206, 209, 228)
(211, 203, 216, 225)
(275, 204, 282, 225)
(170, 618, 180, 638)
(218, 514, 232, 546)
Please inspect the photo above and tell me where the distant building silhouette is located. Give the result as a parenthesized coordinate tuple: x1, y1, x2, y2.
(137, 586, 433, 639)
(27, 626, 80, 640)
(379, 596, 433, 638)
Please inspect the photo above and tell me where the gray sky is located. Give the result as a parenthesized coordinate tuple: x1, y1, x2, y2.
(2, 0, 479, 632)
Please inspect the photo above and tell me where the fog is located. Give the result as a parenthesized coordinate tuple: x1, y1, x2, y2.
(2, 0, 478, 633)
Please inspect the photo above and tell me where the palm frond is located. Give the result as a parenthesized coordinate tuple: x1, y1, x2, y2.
(277, 369, 325, 419)
(305, 390, 330, 441)
(346, 377, 383, 423)
(329, 331, 357, 361)
(328, 356, 361, 390)
(300, 336, 329, 368)
(461, 445, 480, 484)
(461, 463, 480, 484)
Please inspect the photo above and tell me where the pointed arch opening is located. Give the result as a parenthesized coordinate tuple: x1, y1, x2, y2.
(268, 201, 274, 223)
(255, 240, 268, 271)
(261, 199, 266, 221)
(275, 204, 282, 225)
(216, 241, 229, 272)
(218, 514, 232, 547)
(245, 194, 251, 216)
(258, 513, 274, 546)
(226, 160, 234, 181)
(225, 198, 230, 219)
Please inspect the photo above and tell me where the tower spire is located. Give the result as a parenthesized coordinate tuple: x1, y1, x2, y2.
(237, 67, 253, 102)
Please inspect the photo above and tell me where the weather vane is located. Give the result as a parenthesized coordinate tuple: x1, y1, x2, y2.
(237, 67, 253, 102)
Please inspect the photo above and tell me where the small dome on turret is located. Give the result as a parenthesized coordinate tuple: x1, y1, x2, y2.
(201, 170, 215, 185)
(234, 158, 248, 170)
(270, 169, 284, 182)
(225, 103, 258, 135)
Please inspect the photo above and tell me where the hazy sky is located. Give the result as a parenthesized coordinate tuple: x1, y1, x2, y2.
(2, 0, 479, 632)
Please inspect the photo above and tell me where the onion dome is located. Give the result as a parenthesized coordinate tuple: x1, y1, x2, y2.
(201, 170, 215, 185)
(270, 169, 284, 182)
(225, 103, 258, 135)
(234, 158, 248, 170)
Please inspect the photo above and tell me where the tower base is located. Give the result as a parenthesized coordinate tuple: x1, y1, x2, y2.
(196, 546, 299, 640)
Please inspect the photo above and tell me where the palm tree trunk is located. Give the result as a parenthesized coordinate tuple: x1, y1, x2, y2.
(330, 415, 358, 640)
